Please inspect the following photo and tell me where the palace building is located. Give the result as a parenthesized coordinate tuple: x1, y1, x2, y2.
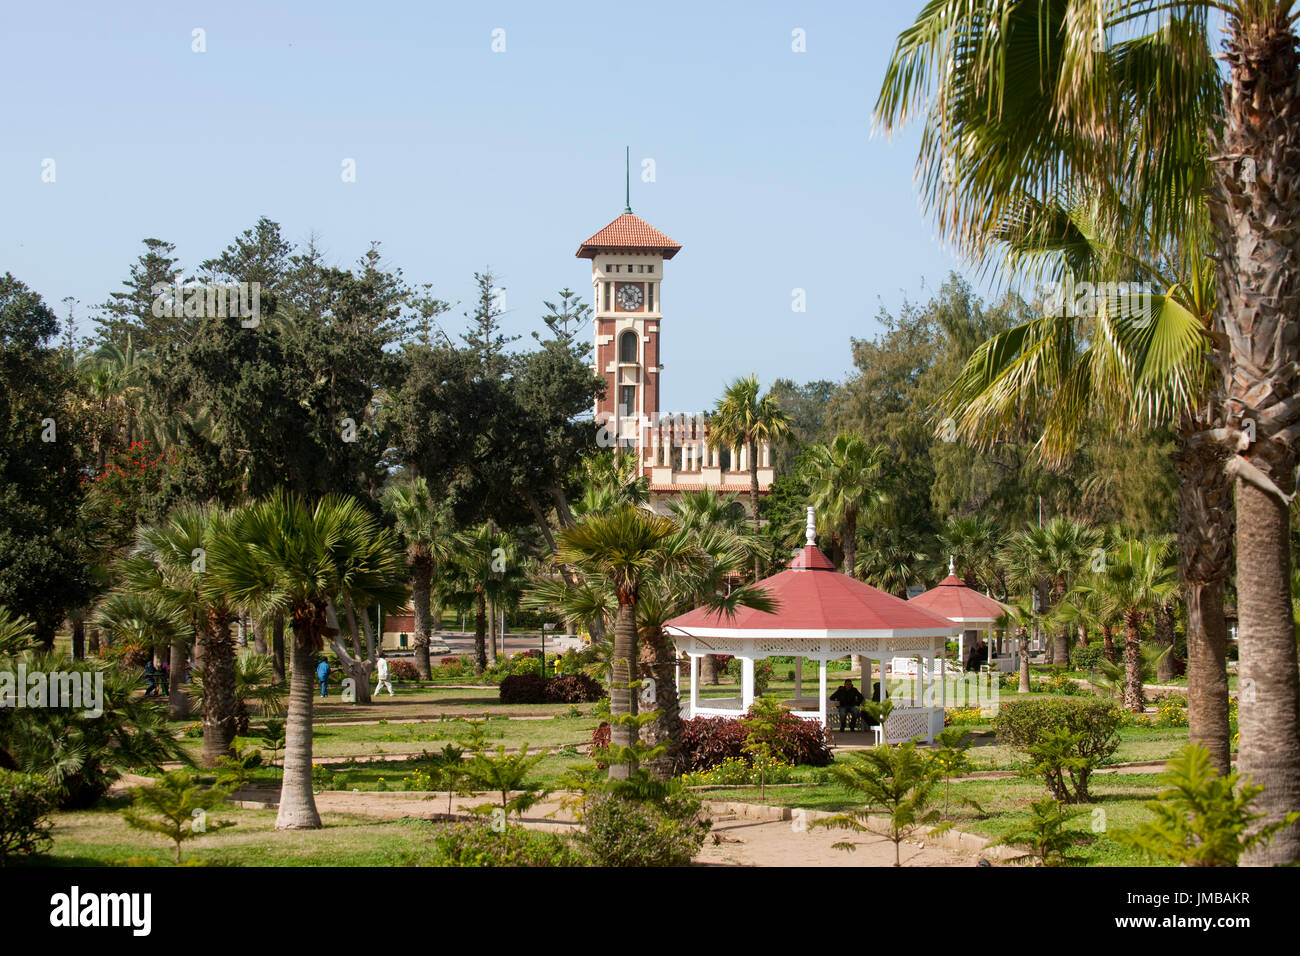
(576, 201, 774, 515)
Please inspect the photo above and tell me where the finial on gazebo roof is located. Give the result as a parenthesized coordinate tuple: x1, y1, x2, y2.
(806, 506, 817, 547)
(949, 555, 956, 576)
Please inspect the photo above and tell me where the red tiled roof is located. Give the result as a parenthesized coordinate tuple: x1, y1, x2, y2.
(908, 574, 1010, 624)
(649, 484, 771, 493)
(665, 546, 957, 635)
(576, 213, 682, 259)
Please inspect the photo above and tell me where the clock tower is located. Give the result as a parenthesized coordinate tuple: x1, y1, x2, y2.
(574, 165, 773, 513)
(576, 196, 681, 446)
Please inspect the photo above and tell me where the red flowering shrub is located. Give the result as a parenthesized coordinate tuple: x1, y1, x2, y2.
(679, 706, 833, 772)
(387, 660, 420, 682)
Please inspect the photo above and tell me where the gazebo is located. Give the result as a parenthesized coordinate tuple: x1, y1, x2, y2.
(908, 560, 1011, 670)
(664, 508, 959, 744)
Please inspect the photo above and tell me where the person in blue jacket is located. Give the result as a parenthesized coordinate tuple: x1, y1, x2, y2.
(316, 658, 331, 698)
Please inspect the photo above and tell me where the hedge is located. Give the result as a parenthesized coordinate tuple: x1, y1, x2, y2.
(498, 673, 605, 705)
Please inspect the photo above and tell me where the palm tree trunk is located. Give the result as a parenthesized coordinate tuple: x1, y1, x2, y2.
(168, 637, 190, 720)
(608, 597, 639, 780)
(473, 592, 487, 674)
(1235, 480, 1300, 864)
(252, 618, 267, 656)
(411, 559, 433, 680)
(1154, 605, 1176, 685)
(1052, 628, 1070, 670)
(200, 614, 238, 767)
(276, 620, 322, 829)
(271, 612, 285, 683)
(842, 510, 857, 579)
(641, 627, 683, 779)
(1209, 9, 1300, 866)
(1101, 624, 1118, 664)
(1122, 612, 1145, 713)
(1185, 579, 1230, 774)
(71, 613, 85, 660)
(1017, 632, 1031, 694)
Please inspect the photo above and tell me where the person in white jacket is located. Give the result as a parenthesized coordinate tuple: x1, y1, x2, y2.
(375, 654, 394, 697)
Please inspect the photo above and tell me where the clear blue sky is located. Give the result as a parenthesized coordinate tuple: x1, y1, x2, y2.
(2, 0, 982, 411)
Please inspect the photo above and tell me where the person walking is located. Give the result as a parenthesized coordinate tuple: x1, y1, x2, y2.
(142, 659, 158, 698)
(316, 658, 331, 698)
(375, 654, 394, 697)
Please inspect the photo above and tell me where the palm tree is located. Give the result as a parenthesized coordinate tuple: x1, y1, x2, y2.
(1083, 536, 1179, 712)
(382, 476, 452, 680)
(854, 526, 930, 597)
(933, 514, 1005, 591)
(800, 433, 887, 579)
(995, 594, 1039, 694)
(442, 523, 521, 674)
(709, 375, 792, 552)
(1002, 518, 1100, 666)
(878, 0, 1299, 864)
(93, 590, 190, 720)
(118, 505, 240, 764)
(530, 521, 772, 778)
(555, 506, 707, 779)
(206, 492, 407, 830)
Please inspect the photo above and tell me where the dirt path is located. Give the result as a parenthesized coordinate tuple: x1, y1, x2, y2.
(226, 788, 1000, 867)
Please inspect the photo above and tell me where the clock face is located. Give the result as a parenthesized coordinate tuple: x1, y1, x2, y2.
(616, 283, 644, 311)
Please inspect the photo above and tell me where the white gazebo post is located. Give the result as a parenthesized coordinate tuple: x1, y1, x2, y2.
(741, 657, 755, 710)
(689, 655, 699, 717)
(818, 658, 827, 727)
(795, 656, 803, 697)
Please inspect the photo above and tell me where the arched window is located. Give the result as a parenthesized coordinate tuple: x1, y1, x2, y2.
(619, 330, 638, 363)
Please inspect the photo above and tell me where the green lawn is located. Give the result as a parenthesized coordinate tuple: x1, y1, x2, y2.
(176, 712, 602, 762)
(25, 799, 449, 867)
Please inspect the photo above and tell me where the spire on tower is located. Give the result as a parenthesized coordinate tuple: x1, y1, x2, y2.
(806, 507, 817, 548)
(624, 146, 632, 214)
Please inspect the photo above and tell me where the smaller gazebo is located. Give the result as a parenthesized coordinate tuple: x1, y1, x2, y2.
(665, 509, 959, 743)
(908, 560, 1010, 669)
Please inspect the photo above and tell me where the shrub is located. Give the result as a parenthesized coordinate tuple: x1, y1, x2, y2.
(1042, 671, 1080, 695)
(1070, 643, 1105, 674)
(994, 698, 1122, 803)
(387, 660, 420, 682)
(1113, 744, 1300, 866)
(498, 674, 548, 704)
(724, 658, 773, 696)
(498, 673, 605, 705)
(678, 707, 833, 773)
(543, 674, 604, 704)
(0, 770, 56, 864)
(575, 791, 711, 866)
(590, 722, 610, 768)
(682, 755, 796, 787)
(944, 707, 984, 726)
(430, 821, 581, 867)
(1155, 694, 1189, 728)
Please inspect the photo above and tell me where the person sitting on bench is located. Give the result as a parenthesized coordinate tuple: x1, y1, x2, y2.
(829, 679, 865, 732)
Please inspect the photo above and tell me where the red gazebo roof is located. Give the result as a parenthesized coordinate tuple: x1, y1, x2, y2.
(665, 545, 957, 638)
(908, 574, 1009, 625)
(576, 212, 682, 259)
